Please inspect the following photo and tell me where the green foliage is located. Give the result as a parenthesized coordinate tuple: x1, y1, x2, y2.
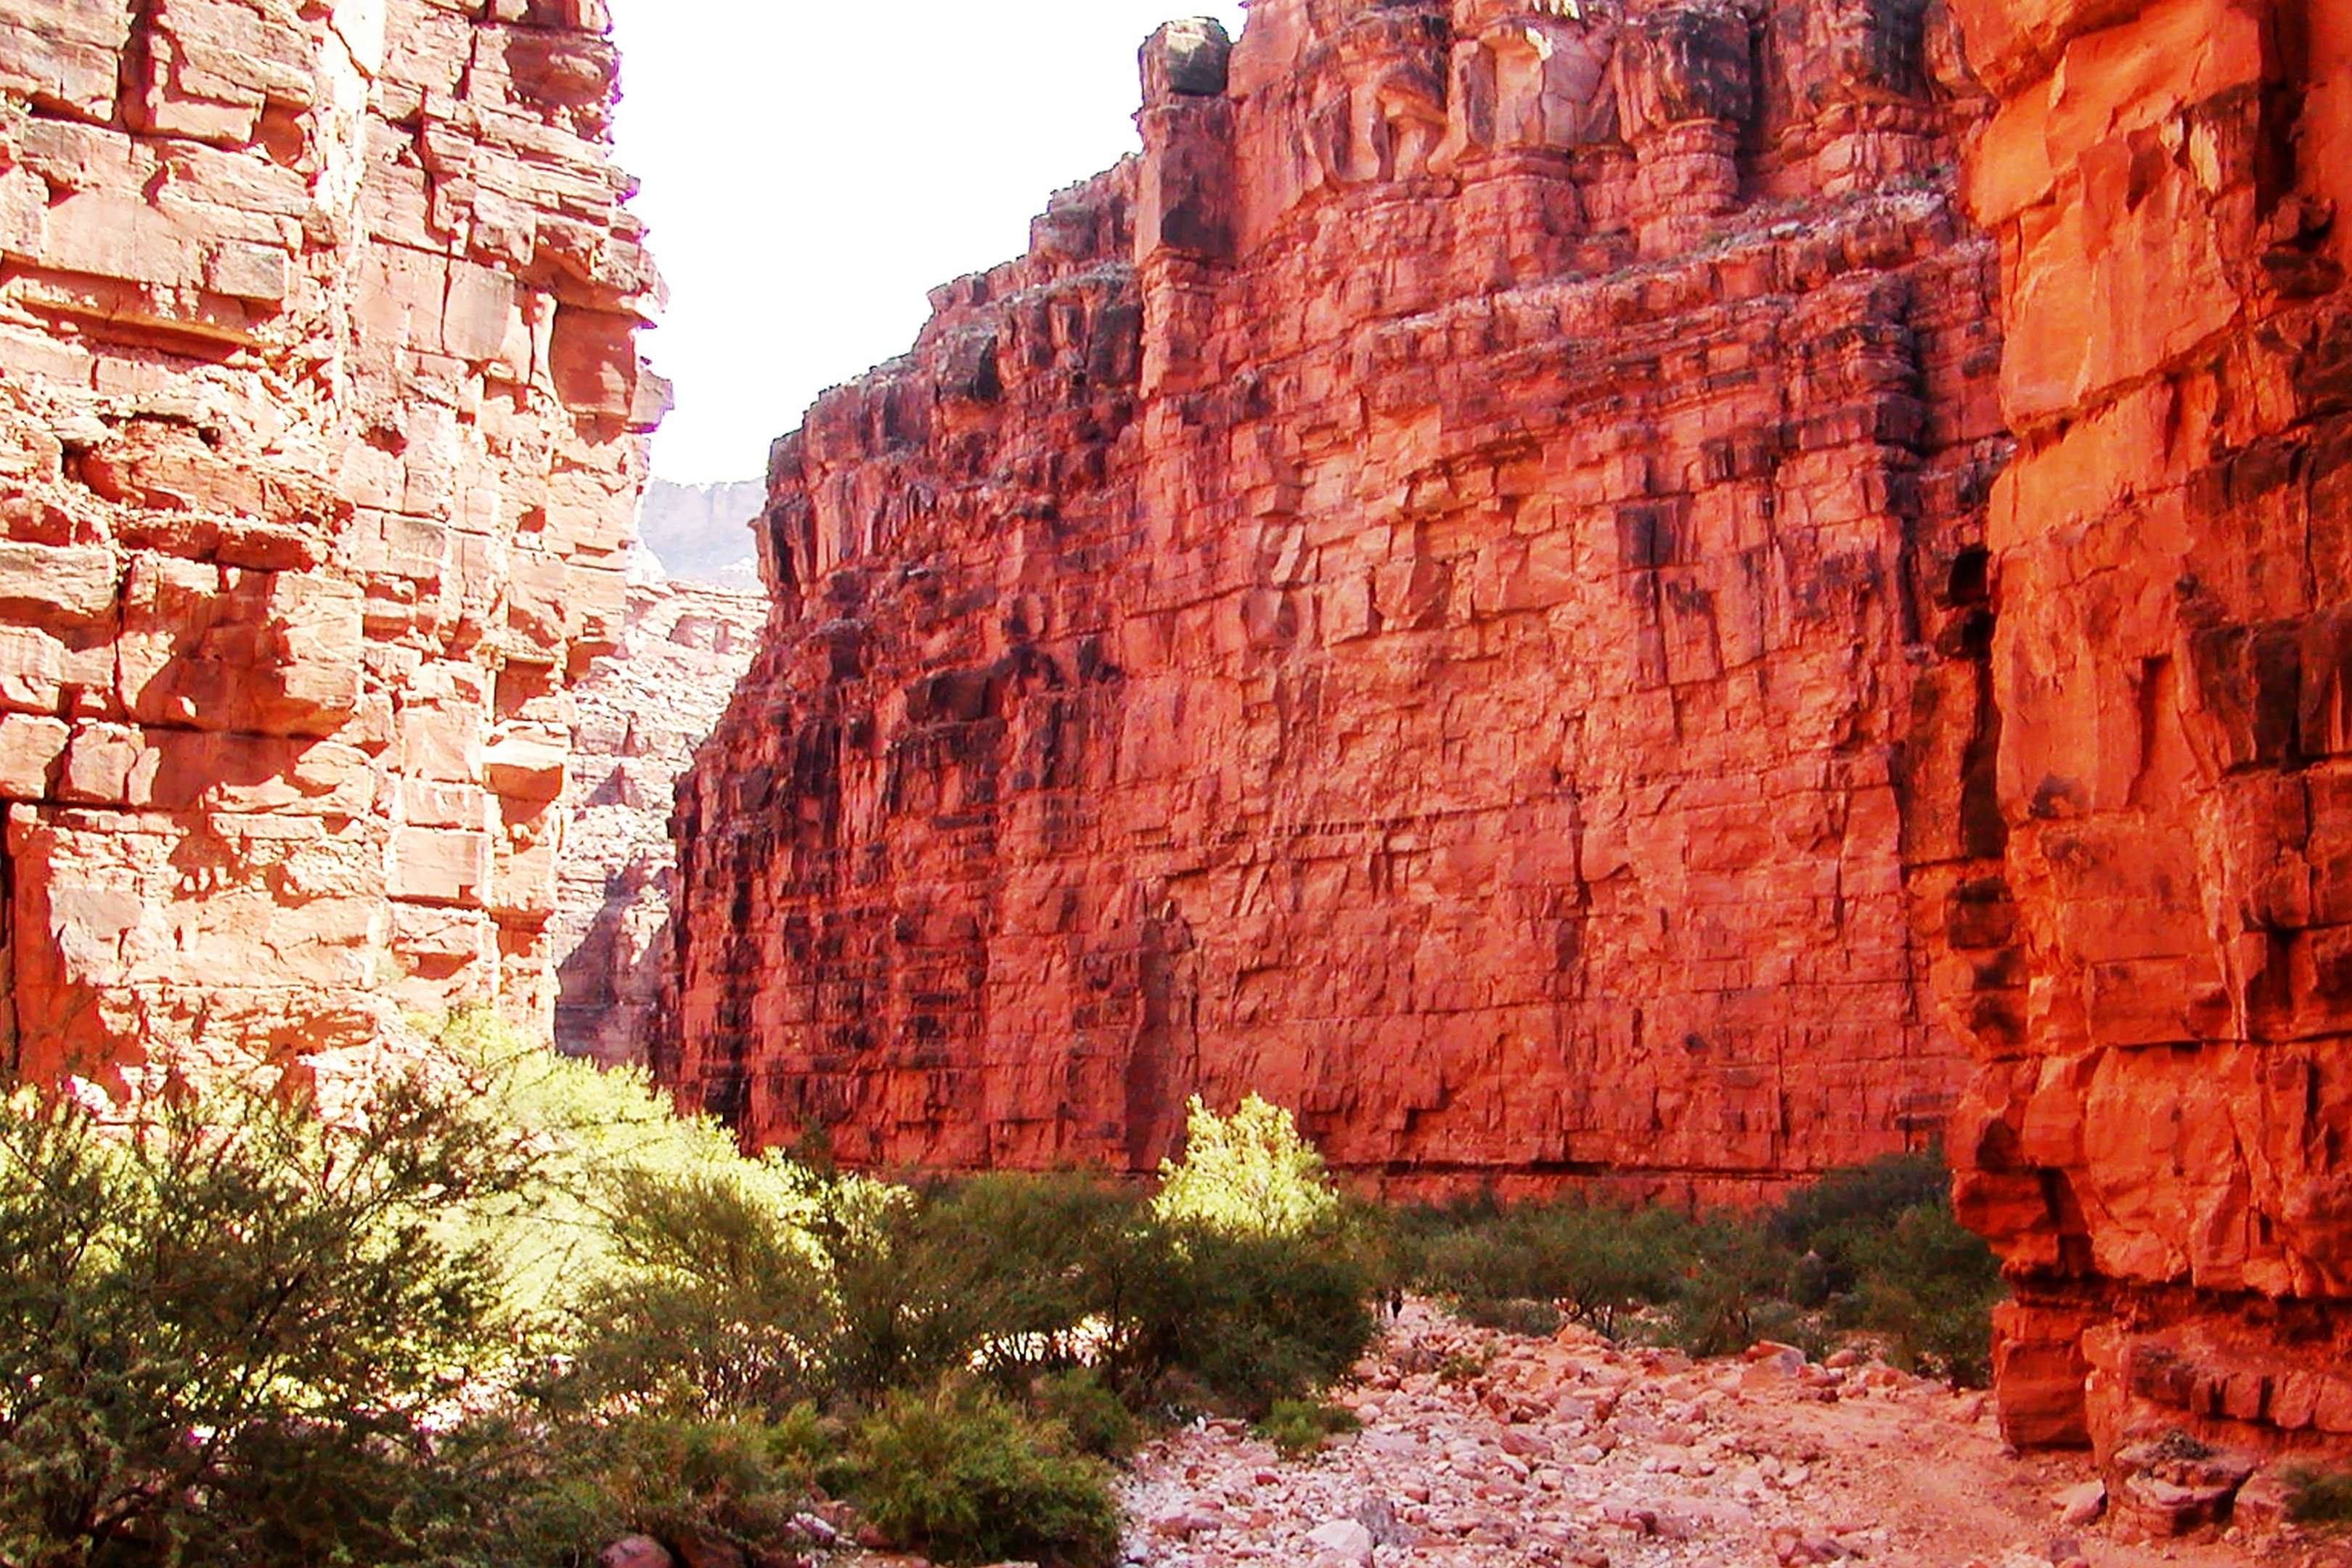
(1116, 1225, 1376, 1418)
(558, 1167, 835, 1421)
(1651, 1211, 1792, 1358)
(0, 1077, 537, 1568)
(1393, 1148, 2006, 1385)
(435, 1009, 817, 1307)
(1154, 1095, 1341, 1238)
(1416, 1201, 1696, 1339)
(2286, 1465, 2352, 1527)
(1768, 1148, 1952, 1302)
(1030, 1371, 1140, 1461)
(847, 1382, 1119, 1567)
(510, 1416, 815, 1564)
(1256, 1397, 1361, 1458)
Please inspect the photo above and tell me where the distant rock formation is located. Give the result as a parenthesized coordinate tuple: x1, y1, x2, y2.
(554, 580, 764, 1067)
(668, 0, 2002, 1201)
(0, 0, 658, 1081)
(636, 477, 764, 586)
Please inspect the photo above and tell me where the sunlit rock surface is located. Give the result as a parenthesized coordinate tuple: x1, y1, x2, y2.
(667, 0, 2004, 1205)
(0, 0, 658, 1079)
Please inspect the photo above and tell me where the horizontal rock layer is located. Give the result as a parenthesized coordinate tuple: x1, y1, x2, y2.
(554, 579, 764, 1068)
(1936, 0, 2352, 1473)
(0, 0, 656, 1081)
(666, 0, 2006, 1203)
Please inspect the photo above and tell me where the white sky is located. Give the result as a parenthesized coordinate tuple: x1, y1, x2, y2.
(607, 1, 1252, 485)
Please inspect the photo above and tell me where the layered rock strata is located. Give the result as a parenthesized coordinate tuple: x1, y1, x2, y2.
(555, 579, 762, 1067)
(668, 0, 2007, 1201)
(1932, 0, 2352, 1479)
(0, 0, 658, 1080)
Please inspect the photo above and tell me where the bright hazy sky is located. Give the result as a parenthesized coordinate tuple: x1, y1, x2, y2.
(607, 1, 1251, 485)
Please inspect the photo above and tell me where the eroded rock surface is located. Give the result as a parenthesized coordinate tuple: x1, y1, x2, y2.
(668, 0, 2003, 1199)
(636, 477, 765, 586)
(0, 0, 658, 1080)
(555, 580, 763, 1066)
(1931, 0, 2352, 1476)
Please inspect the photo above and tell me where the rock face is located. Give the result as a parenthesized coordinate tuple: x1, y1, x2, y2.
(634, 477, 764, 585)
(555, 580, 762, 1066)
(668, 0, 2006, 1200)
(0, 0, 658, 1082)
(1931, 0, 2352, 1476)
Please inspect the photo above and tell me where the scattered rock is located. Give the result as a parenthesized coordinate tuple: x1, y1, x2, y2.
(1304, 1519, 1376, 1564)
(2053, 1480, 2106, 1528)
(599, 1537, 674, 1568)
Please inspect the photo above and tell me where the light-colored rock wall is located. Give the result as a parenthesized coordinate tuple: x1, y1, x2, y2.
(669, 0, 2003, 1202)
(554, 579, 762, 1068)
(0, 0, 658, 1082)
(1936, 0, 2352, 1479)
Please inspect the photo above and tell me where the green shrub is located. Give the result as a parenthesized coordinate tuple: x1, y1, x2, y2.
(1651, 1211, 1794, 1357)
(1119, 1225, 1376, 1418)
(511, 1416, 814, 1564)
(2286, 1465, 2352, 1527)
(0, 1076, 536, 1568)
(436, 1009, 817, 1308)
(1031, 1370, 1140, 1461)
(848, 1381, 1119, 1567)
(1843, 1201, 2007, 1387)
(1770, 1148, 1952, 1302)
(802, 1170, 999, 1403)
(1411, 1197, 1702, 1340)
(917, 1172, 1154, 1382)
(1154, 1095, 1340, 1238)
(558, 1167, 835, 1420)
(1256, 1397, 1361, 1458)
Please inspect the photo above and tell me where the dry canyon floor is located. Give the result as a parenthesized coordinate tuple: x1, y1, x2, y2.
(860, 1301, 2348, 1568)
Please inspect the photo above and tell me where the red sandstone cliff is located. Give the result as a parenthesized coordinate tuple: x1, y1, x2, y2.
(555, 579, 762, 1067)
(1928, 0, 2352, 1486)
(0, 0, 657, 1080)
(667, 0, 2005, 1202)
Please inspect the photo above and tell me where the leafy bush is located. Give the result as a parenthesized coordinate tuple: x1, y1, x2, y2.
(2286, 1465, 2352, 1527)
(848, 1381, 1119, 1567)
(915, 1172, 1155, 1383)
(1769, 1148, 1953, 1302)
(1257, 1397, 1361, 1458)
(558, 1166, 835, 1420)
(0, 1076, 536, 1568)
(1651, 1212, 1792, 1357)
(1154, 1095, 1340, 1238)
(1388, 1151, 2004, 1381)
(1118, 1225, 1376, 1418)
(1417, 1201, 1699, 1339)
(1842, 1201, 2006, 1387)
(1031, 1370, 1140, 1461)
(438, 1009, 817, 1307)
(511, 1416, 815, 1564)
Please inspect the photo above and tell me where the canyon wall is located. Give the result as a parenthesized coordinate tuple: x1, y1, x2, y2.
(1933, 0, 2352, 1481)
(555, 579, 762, 1066)
(668, 0, 2007, 1201)
(0, 0, 658, 1082)
(636, 475, 764, 585)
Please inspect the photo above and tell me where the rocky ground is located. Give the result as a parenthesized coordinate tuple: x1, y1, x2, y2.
(1105, 1304, 2343, 1568)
